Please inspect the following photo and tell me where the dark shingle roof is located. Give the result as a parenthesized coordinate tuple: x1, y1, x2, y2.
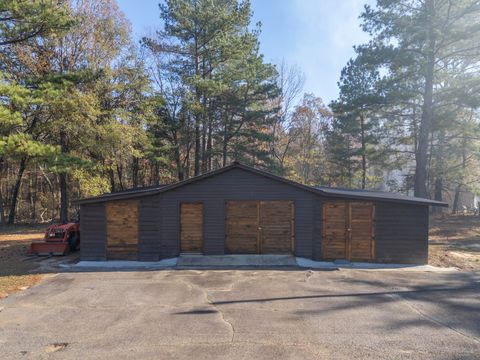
(73, 162, 448, 207)
(75, 185, 167, 203)
(314, 186, 448, 207)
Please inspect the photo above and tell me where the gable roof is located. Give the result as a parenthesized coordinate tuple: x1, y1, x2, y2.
(74, 162, 448, 207)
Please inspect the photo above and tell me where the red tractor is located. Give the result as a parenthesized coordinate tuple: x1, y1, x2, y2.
(28, 223, 80, 256)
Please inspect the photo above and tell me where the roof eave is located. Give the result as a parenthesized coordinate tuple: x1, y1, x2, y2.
(73, 163, 240, 205)
(73, 162, 450, 208)
(319, 192, 448, 207)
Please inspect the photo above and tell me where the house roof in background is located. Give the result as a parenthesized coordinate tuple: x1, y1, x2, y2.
(74, 162, 448, 207)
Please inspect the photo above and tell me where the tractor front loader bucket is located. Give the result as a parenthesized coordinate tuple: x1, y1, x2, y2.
(28, 242, 70, 256)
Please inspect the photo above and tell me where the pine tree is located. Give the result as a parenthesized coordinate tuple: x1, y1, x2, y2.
(0, 0, 72, 46)
(0, 0, 74, 224)
(143, 0, 279, 176)
(328, 58, 385, 189)
(358, 0, 480, 197)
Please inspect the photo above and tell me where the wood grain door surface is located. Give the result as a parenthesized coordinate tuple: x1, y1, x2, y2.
(226, 200, 294, 254)
(180, 203, 204, 253)
(322, 201, 375, 261)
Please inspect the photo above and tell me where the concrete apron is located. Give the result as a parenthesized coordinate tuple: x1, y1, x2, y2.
(73, 255, 457, 272)
(177, 254, 297, 267)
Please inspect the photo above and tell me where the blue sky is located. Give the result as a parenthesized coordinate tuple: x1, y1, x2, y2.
(116, 0, 371, 104)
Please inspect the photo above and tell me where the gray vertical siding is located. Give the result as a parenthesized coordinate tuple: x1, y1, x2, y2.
(79, 166, 433, 264)
(160, 167, 313, 258)
(312, 196, 323, 260)
(309, 197, 430, 263)
(375, 202, 429, 264)
(138, 195, 161, 261)
(80, 203, 106, 260)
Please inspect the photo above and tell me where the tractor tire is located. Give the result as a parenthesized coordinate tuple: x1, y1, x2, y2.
(68, 233, 79, 252)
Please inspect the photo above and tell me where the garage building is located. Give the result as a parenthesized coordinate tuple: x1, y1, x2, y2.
(75, 162, 447, 264)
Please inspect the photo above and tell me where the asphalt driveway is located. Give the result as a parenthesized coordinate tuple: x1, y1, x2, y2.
(0, 268, 479, 359)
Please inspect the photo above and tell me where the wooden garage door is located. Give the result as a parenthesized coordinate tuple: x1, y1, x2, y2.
(322, 201, 375, 261)
(260, 201, 294, 254)
(225, 201, 259, 254)
(225, 201, 294, 254)
(180, 203, 203, 253)
(322, 201, 348, 259)
(106, 200, 139, 260)
(350, 202, 375, 261)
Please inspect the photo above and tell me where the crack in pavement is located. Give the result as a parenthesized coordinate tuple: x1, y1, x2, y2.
(208, 291, 235, 343)
(203, 282, 236, 343)
(178, 276, 236, 343)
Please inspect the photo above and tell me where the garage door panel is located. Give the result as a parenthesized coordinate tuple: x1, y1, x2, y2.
(227, 201, 257, 214)
(322, 202, 347, 260)
(106, 200, 139, 260)
(225, 235, 258, 254)
(324, 202, 346, 215)
(351, 208, 372, 219)
(261, 211, 291, 219)
(226, 219, 258, 226)
(226, 201, 259, 254)
(259, 201, 293, 254)
(350, 243, 372, 261)
(226, 200, 294, 254)
(180, 203, 203, 253)
(227, 228, 257, 235)
(325, 228, 346, 235)
(322, 201, 374, 261)
(350, 202, 374, 261)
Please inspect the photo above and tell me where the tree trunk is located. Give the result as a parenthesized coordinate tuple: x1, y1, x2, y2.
(433, 177, 443, 214)
(414, 0, 435, 198)
(0, 187, 6, 226)
(59, 130, 69, 224)
(360, 113, 367, 190)
(452, 185, 461, 214)
(0, 157, 6, 226)
(116, 163, 124, 190)
(59, 172, 68, 223)
(8, 157, 27, 225)
(109, 168, 116, 192)
(153, 162, 160, 186)
(222, 141, 228, 167)
(132, 157, 139, 188)
(29, 173, 38, 222)
(222, 124, 229, 168)
(201, 99, 208, 174)
(175, 146, 184, 181)
(185, 145, 190, 179)
(193, 27, 201, 177)
(207, 120, 212, 171)
(432, 128, 445, 214)
(201, 120, 207, 173)
(194, 120, 201, 176)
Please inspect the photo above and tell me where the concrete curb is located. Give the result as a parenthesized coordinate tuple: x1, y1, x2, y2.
(72, 258, 178, 270)
(295, 257, 458, 272)
(65, 256, 457, 272)
(177, 254, 297, 267)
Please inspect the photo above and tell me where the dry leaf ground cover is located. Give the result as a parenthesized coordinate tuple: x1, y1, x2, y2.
(0, 215, 478, 298)
(0, 224, 79, 299)
(429, 214, 480, 271)
(0, 225, 46, 298)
